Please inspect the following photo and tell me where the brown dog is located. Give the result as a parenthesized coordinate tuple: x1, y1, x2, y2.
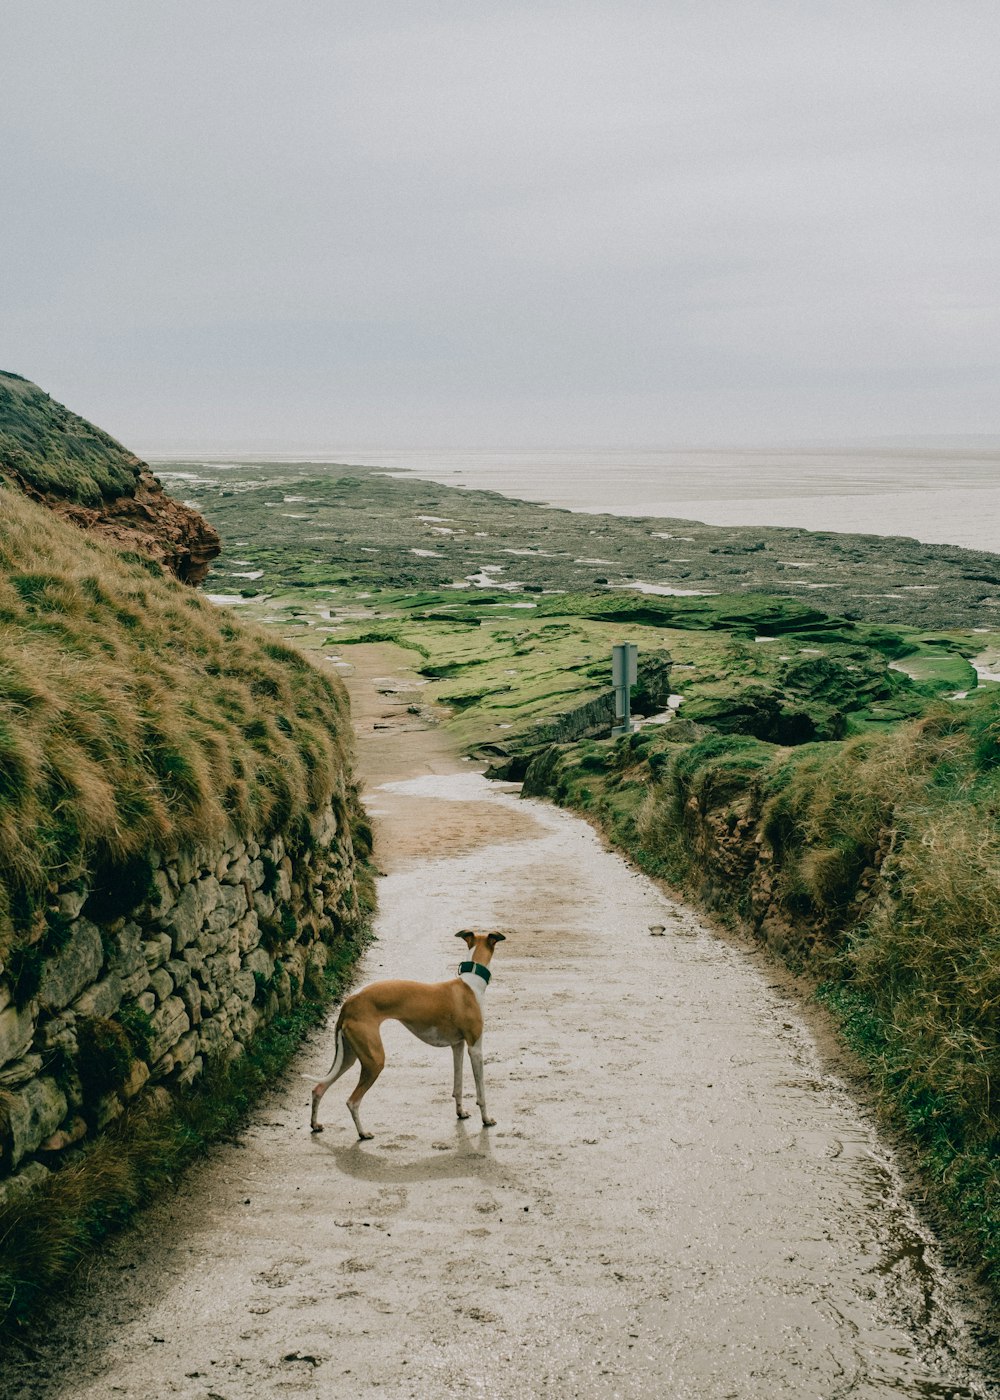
(310, 930, 505, 1140)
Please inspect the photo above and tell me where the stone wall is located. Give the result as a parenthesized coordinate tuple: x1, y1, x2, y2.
(0, 794, 360, 1208)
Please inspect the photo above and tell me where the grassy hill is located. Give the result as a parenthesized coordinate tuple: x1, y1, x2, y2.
(0, 372, 141, 506)
(0, 373, 219, 584)
(0, 485, 351, 952)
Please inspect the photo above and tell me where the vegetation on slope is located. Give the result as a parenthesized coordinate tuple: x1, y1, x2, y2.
(0, 373, 220, 585)
(523, 694, 1000, 1290)
(0, 373, 140, 506)
(0, 485, 352, 958)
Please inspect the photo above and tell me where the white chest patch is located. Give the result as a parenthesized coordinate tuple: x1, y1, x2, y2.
(458, 972, 488, 1003)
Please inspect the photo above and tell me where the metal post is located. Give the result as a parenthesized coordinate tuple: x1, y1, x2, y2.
(611, 643, 637, 737)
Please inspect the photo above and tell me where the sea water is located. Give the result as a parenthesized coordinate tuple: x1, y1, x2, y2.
(150, 446, 1000, 556)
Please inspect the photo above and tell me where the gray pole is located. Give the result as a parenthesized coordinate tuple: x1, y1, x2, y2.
(611, 643, 638, 737)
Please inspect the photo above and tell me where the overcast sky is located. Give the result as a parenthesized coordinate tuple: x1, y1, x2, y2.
(2, 3, 998, 450)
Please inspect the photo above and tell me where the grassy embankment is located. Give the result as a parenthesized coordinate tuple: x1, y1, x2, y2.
(520, 696, 1000, 1292)
(0, 487, 360, 943)
(0, 486, 373, 1329)
(0, 371, 141, 504)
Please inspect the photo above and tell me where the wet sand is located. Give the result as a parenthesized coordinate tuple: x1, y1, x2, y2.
(5, 646, 997, 1399)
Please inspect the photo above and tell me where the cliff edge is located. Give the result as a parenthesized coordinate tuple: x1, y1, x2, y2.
(0, 372, 219, 584)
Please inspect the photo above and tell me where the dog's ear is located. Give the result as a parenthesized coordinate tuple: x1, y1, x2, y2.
(486, 931, 506, 945)
(455, 929, 476, 948)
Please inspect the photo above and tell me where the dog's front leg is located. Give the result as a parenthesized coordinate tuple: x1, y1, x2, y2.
(452, 1041, 470, 1119)
(468, 1037, 495, 1127)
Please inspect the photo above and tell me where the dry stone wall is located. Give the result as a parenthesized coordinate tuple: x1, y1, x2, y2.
(0, 796, 360, 1208)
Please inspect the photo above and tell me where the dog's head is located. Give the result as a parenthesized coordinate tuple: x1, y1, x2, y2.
(456, 928, 506, 966)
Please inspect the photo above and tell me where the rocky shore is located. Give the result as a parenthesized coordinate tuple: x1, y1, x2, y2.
(164, 458, 1000, 628)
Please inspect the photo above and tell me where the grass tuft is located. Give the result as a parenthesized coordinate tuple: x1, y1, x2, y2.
(75, 1017, 134, 1101)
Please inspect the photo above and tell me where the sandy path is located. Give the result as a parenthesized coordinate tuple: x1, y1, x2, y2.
(5, 647, 996, 1399)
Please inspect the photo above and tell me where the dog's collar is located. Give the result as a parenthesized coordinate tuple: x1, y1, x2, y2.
(458, 960, 491, 985)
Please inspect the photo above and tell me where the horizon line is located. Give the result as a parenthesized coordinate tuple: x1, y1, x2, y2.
(141, 434, 1000, 461)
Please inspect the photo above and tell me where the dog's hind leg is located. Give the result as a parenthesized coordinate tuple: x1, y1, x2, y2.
(310, 1025, 357, 1132)
(452, 1041, 470, 1120)
(468, 1036, 495, 1128)
(345, 1025, 385, 1141)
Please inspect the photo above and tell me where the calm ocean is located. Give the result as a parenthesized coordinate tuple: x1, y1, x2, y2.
(156, 447, 1000, 557)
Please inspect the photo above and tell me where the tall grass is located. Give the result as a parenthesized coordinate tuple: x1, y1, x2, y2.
(0, 487, 353, 952)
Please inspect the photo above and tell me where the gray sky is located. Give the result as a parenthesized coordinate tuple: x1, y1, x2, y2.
(2, 2, 999, 450)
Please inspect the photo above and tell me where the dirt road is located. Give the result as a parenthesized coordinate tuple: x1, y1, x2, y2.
(7, 648, 997, 1398)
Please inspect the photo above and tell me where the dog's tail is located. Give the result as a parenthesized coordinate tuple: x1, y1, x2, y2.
(310, 1017, 352, 1130)
(312, 1015, 350, 1094)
